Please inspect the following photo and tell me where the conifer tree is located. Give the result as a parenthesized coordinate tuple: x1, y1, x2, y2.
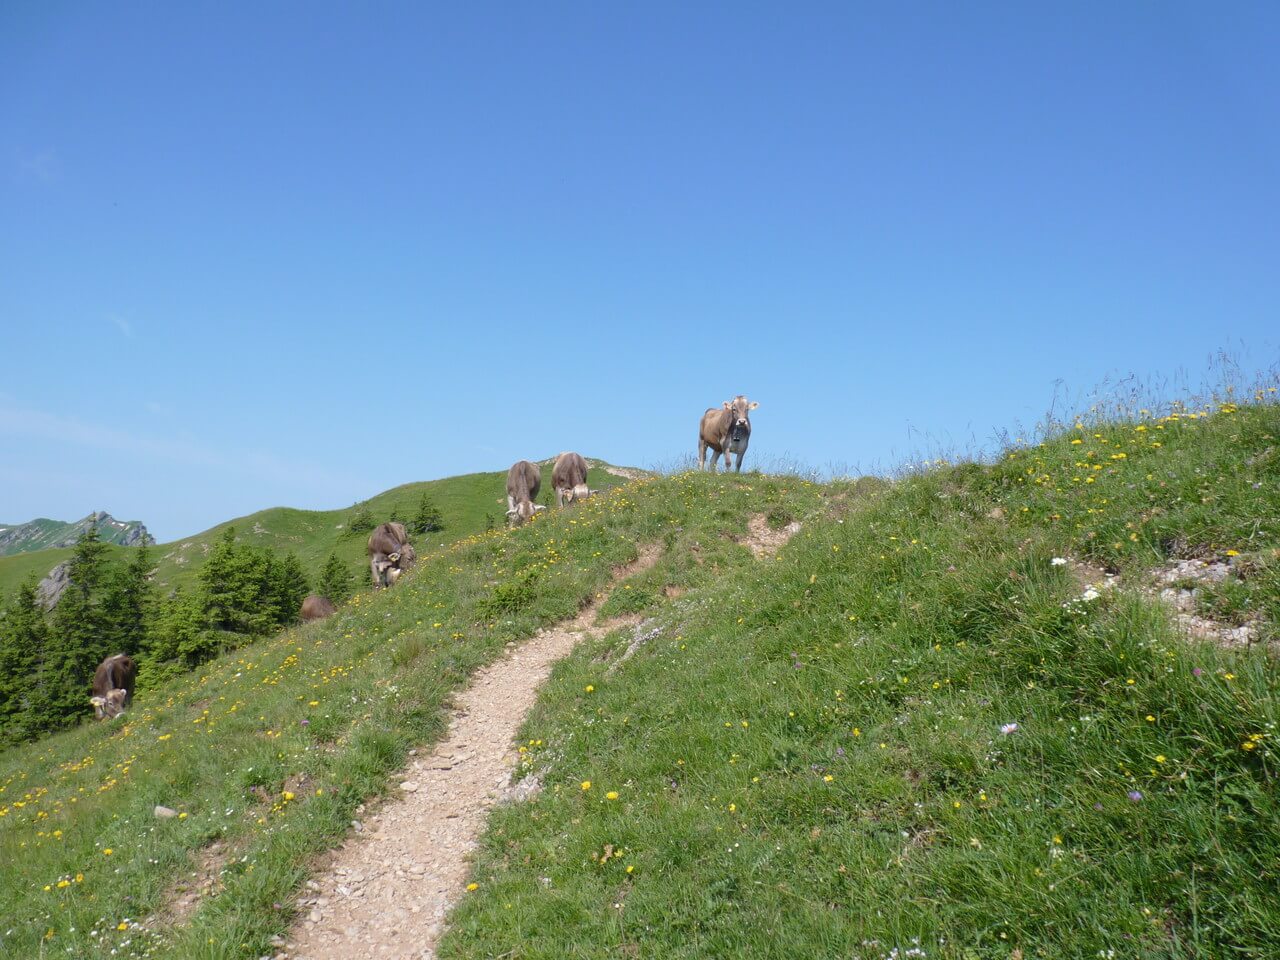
(411, 493, 444, 535)
(270, 551, 310, 626)
(148, 588, 213, 670)
(41, 527, 110, 727)
(0, 579, 49, 744)
(317, 553, 355, 604)
(101, 543, 154, 657)
(199, 527, 276, 636)
(348, 505, 375, 534)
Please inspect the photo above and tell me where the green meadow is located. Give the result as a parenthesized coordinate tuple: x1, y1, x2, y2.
(2, 398, 1278, 959)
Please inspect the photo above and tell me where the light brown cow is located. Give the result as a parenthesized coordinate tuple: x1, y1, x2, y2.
(698, 395, 759, 473)
(367, 521, 416, 589)
(300, 594, 338, 622)
(551, 451, 598, 507)
(90, 653, 137, 720)
(506, 460, 548, 525)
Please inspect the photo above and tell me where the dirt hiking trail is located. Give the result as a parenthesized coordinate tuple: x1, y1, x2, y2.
(281, 544, 662, 960)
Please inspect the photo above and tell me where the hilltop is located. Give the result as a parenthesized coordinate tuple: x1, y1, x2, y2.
(0, 398, 1277, 959)
(0, 512, 151, 558)
(0, 458, 636, 601)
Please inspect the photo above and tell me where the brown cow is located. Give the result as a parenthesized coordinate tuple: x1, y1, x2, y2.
(90, 653, 137, 720)
(506, 460, 547, 525)
(551, 451, 597, 507)
(300, 594, 338, 621)
(698, 395, 759, 473)
(367, 521, 416, 589)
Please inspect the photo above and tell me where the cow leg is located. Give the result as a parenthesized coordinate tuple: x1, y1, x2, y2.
(555, 488, 564, 508)
(370, 557, 384, 590)
(697, 441, 707, 471)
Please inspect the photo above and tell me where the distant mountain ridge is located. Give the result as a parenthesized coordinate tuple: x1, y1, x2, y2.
(0, 512, 152, 557)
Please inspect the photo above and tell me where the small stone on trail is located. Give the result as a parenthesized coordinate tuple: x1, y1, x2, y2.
(400, 781, 419, 792)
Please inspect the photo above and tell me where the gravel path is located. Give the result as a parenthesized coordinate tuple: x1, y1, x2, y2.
(282, 545, 661, 960)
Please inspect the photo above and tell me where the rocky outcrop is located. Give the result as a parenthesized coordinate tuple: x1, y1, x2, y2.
(35, 561, 72, 610)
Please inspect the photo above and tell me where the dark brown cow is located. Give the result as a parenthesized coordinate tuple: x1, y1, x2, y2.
(367, 521, 416, 589)
(300, 594, 338, 622)
(698, 395, 759, 473)
(506, 460, 547, 525)
(551, 451, 597, 507)
(90, 653, 137, 720)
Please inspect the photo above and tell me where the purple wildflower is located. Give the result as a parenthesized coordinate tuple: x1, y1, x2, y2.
(1128, 790, 1143, 802)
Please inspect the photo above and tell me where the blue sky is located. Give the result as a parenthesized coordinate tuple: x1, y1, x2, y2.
(2, 2, 1278, 542)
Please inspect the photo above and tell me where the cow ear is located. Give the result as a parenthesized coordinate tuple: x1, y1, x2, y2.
(723, 401, 732, 410)
(748, 401, 759, 410)
(90, 696, 105, 707)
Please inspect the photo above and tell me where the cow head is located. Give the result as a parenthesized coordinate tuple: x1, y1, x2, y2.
(90, 689, 129, 720)
(386, 566, 404, 585)
(723, 395, 758, 442)
(506, 502, 547, 525)
(567, 483, 598, 503)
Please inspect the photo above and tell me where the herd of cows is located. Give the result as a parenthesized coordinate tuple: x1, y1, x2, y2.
(84, 396, 760, 721)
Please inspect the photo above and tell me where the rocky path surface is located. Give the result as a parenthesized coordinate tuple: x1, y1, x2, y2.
(282, 545, 661, 960)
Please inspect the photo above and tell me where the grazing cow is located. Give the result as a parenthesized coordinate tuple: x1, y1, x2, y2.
(300, 594, 337, 622)
(90, 653, 137, 720)
(551, 451, 598, 507)
(698, 395, 759, 473)
(367, 521, 416, 589)
(506, 460, 548, 525)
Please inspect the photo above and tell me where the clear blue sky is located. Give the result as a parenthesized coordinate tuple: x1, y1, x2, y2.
(2, 2, 1278, 542)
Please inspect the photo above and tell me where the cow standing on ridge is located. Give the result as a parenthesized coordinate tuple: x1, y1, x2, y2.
(551, 451, 597, 507)
(90, 653, 137, 720)
(506, 460, 547, 525)
(699, 395, 759, 473)
(367, 521, 416, 589)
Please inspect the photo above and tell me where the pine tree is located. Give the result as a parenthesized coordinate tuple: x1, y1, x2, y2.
(198, 528, 276, 636)
(348, 505, 375, 534)
(101, 543, 154, 657)
(270, 552, 310, 626)
(147, 588, 214, 670)
(411, 493, 444, 535)
(41, 527, 110, 728)
(0, 579, 49, 745)
(317, 553, 355, 604)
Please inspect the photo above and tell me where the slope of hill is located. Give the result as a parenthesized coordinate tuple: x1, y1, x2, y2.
(0, 512, 151, 557)
(0, 458, 634, 600)
(1, 404, 1277, 959)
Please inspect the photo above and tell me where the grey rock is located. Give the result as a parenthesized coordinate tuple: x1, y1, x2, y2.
(35, 561, 72, 610)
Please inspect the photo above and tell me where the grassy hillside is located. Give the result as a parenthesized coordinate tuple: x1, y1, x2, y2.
(0, 459, 631, 600)
(1, 400, 1277, 959)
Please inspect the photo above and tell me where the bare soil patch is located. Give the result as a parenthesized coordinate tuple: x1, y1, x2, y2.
(154, 838, 241, 927)
(281, 544, 661, 960)
(739, 514, 803, 559)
